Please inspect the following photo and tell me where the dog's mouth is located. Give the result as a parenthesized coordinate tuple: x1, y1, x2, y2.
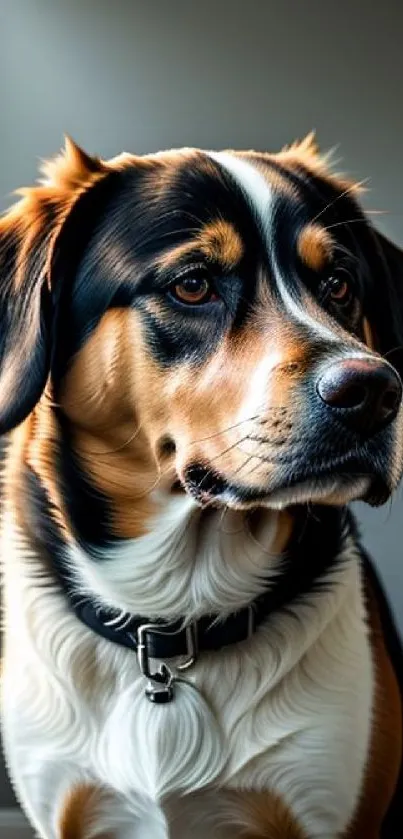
(177, 460, 390, 509)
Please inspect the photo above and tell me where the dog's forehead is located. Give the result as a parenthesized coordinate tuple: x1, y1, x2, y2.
(109, 147, 337, 272)
(143, 147, 299, 220)
(143, 150, 343, 287)
(130, 148, 360, 266)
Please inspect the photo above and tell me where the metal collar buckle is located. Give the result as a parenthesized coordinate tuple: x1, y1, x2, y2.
(135, 622, 197, 704)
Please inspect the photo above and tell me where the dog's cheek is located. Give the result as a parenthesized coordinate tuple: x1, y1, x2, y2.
(60, 309, 137, 432)
(58, 308, 163, 539)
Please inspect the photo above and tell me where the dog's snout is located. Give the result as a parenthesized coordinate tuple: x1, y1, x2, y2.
(316, 357, 402, 434)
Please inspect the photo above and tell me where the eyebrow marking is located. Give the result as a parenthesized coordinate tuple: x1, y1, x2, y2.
(297, 223, 333, 272)
(206, 150, 340, 344)
(197, 219, 243, 268)
(157, 218, 243, 272)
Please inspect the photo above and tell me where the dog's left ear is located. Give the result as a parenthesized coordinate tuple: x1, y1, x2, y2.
(368, 229, 403, 376)
(0, 139, 108, 434)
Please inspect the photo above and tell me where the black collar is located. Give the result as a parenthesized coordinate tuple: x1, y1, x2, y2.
(71, 577, 285, 664)
(22, 466, 350, 702)
(63, 505, 349, 679)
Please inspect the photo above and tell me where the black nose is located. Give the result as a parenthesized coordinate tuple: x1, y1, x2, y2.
(316, 357, 402, 434)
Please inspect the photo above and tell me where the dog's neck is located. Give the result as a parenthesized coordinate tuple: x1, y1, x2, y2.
(14, 403, 346, 624)
(67, 495, 295, 621)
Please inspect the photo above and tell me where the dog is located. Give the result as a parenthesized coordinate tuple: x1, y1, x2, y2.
(1, 134, 403, 839)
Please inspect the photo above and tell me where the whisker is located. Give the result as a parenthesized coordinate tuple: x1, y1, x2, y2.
(310, 179, 370, 225)
(188, 414, 264, 445)
(157, 224, 200, 241)
(237, 444, 281, 465)
(188, 405, 288, 446)
(384, 345, 403, 359)
(231, 452, 263, 478)
(200, 434, 253, 466)
(246, 456, 269, 477)
(323, 218, 375, 232)
(79, 426, 144, 455)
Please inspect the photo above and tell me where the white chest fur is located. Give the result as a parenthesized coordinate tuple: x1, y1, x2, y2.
(1, 506, 373, 839)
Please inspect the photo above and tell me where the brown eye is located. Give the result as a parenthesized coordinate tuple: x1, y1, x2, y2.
(324, 271, 354, 308)
(329, 276, 350, 300)
(171, 275, 216, 305)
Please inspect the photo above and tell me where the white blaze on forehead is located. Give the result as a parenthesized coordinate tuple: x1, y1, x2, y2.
(207, 150, 339, 344)
(208, 151, 274, 238)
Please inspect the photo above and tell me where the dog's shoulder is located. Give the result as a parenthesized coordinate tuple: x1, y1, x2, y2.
(346, 552, 403, 838)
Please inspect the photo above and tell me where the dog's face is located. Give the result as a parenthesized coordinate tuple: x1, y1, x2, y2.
(1, 137, 403, 534)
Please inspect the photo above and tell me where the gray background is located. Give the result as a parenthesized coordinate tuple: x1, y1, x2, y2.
(0, 0, 402, 808)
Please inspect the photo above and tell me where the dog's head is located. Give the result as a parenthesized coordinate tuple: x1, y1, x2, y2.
(1, 136, 403, 537)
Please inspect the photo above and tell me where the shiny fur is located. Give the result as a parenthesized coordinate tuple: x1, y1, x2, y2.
(1, 136, 403, 838)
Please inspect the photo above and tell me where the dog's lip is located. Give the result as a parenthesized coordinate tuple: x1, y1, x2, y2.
(178, 459, 388, 509)
(260, 474, 373, 509)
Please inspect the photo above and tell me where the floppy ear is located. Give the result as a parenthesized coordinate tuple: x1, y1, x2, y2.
(369, 229, 403, 376)
(0, 139, 108, 434)
(0, 205, 53, 433)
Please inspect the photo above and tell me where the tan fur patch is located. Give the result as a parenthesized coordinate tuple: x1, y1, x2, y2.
(25, 402, 72, 541)
(0, 138, 110, 297)
(0, 137, 166, 300)
(220, 788, 307, 838)
(158, 218, 244, 273)
(297, 223, 333, 272)
(59, 783, 113, 839)
(197, 219, 243, 268)
(166, 319, 311, 494)
(363, 317, 376, 350)
(275, 131, 363, 197)
(60, 309, 163, 539)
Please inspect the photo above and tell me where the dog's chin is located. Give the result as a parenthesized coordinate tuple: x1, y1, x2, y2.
(178, 464, 390, 511)
(258, 475, 373, 510)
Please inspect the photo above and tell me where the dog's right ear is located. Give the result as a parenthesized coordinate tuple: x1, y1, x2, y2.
(368, 229, 403, 378)
(0, 138, 110, 434)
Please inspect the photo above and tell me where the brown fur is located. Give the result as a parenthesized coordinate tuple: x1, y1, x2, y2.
(276, 132, 363, 196)
(157, 218, 244, 273)
(195, 219, 244, 269)
(363, 317, 376, 350)
(59, 783, 114, 839)
(58, 784, 306, 838)
(234, 133, 362, 201)
(343, 569, 402, 838)
(0, 138, 377, 540)
(55, 285, 314, 533)
(1, 137, 401, 838)
(218, 788, 307, 838)
(59, 308, 163, 538)
(0, 138, 108, 287)
(297, 223, 333, 272)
